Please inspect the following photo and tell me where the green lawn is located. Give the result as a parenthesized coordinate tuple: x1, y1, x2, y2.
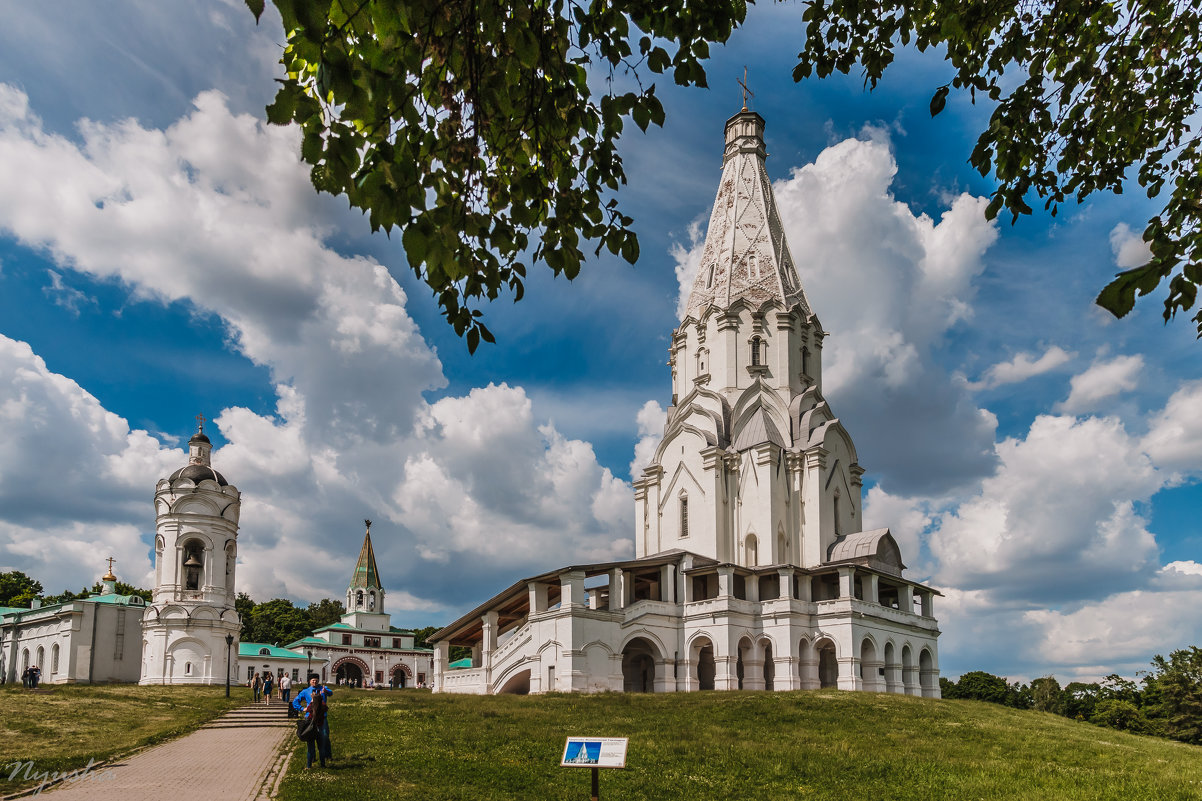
(276, 689, 1202, 801)
(0, 683, 246, 793)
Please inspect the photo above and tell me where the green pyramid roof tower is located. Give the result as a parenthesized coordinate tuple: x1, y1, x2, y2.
(350, 519, 382, 591)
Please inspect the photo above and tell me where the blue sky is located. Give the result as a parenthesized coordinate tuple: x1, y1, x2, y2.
(1, 1, 1200, 682)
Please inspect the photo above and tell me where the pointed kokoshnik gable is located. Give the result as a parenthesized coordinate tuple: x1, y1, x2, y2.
(685, 109, 812, 321)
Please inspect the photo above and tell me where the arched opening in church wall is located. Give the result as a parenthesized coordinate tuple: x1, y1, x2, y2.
(735, 637, 753, 690)
(902, 645, 917, 694)
(622, 637, 661, 693)
(883, 641, 901, 693)
(816, 640, 838, 689)
(390, 664, 411, 688)
(180, 538, 206, 593)
(497, 668, 530, 695)
(859, 638, 883, 692)
(690, 637, 717, 691)
(919, 648, 936, 696)
(334, 657, 368, 687)
(51, 644, 59, 676)
(759, 638, 775, 691)
(745, 533, 758, 567)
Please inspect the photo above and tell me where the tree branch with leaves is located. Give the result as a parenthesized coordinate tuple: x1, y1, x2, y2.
(246, 0, 746, 350)
(794, 0, 1202, 335)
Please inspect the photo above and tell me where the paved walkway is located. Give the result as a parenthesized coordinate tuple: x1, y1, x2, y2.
(40, 702, 293, 801)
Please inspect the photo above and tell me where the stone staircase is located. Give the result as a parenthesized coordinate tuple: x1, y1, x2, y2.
(204, 700, 293, 730)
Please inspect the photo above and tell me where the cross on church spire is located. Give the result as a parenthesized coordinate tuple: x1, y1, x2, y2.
(738, 66, 754, 111)
(103, 556, 117, 581)
(195, 413, 206, 435)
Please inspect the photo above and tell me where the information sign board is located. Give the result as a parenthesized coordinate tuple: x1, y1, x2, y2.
(560, 737, 628, 769)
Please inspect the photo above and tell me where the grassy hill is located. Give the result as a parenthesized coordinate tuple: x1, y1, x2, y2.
(0, 684, 245, 791)
(278, 689, 1202, 801)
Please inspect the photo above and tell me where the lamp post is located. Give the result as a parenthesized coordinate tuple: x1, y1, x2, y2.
(306, 647, 312, 679)
(225, 634, 234, 698)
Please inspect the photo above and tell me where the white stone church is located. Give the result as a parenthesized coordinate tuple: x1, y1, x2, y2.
(429, 107, 942, 696)
(2, 423, 431, 687)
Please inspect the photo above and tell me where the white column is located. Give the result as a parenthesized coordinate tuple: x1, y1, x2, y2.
(865, 574, 879, 606)
(608, 569, 623, 610)
(837, 567, 855, 599)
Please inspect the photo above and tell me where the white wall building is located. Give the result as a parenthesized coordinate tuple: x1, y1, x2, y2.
(140, 421, 242, 685)
(430, 106, 941, 697)
(1, 569, 147, 685)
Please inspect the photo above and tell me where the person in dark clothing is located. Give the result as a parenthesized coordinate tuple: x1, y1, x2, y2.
(293, 674, 333, 767)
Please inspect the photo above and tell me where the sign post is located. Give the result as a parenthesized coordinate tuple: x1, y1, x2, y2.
(561, 737, 627, 801)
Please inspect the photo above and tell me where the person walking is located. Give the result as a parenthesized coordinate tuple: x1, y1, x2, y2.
(279, 673, 293, 717)
(263, 671, 274, 705)
(292, 674, 333, 767)
(252, 672, 262, 703)
(21, 666, 30, 689)
(30, 666, 40, 689)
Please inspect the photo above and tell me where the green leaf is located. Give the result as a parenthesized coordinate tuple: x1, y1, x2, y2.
(930, 85, 949, 117)
(1096, 262, 1168, 319)
(244, 0, 265, 23)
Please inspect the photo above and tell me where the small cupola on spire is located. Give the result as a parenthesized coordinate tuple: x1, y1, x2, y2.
(169, 414, 228, 486)
(189, 413, 213, 466)
(101, 556, 118, 595)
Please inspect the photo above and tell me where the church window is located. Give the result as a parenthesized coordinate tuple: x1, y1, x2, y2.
(292, 669, 299, 680)
(247, 666, 254, 680)
(745, 534, 758, 567)
(36, 646, 44, 670)
(802, 346, 810, 376)
(833, 494, 843, 537)
(184, 661, 192, 676)
(342, 634, 353, 645)
(679, 494, 689, 538)
(21, 649, 29, 671)
(706, 264, 715, 288)
(51, 644, 59, 674)
(748, 253, 759, 278)
(365, 637, 381, 648)
(751, 337, 764, 366)
(392, 638, 402, 649)
(259, 648, 270, 656)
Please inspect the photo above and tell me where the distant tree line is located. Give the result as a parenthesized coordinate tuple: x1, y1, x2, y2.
(0, 569, 151, 606)
(942, 648, 1202, 745)
(234, 593, 346, 645)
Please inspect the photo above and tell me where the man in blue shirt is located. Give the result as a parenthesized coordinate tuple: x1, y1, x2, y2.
(292, 674, 333, 767)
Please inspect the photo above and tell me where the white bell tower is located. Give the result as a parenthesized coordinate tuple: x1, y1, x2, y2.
(140, 415, 242, 685)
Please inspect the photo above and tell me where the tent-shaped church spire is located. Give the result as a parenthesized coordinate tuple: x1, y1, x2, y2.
(350, 519, 382, 592)
(684, 105, 812, 320)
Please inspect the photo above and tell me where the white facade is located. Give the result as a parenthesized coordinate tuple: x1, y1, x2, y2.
(431, 107, 941, 697)
(1, 580, 147, 685)
(140, 424, 242, 685)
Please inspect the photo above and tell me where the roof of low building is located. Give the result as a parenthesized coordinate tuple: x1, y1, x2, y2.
(239, 642, 311, 660)
(448, 658, 473, 669)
